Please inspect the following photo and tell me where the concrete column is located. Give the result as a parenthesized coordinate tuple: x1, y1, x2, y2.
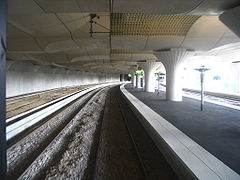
(130, 67, 137, 87)
(139, 60, 161, 92)
(0, 0, 6, 178)
(219, 6, 240, 38)
(130, 66, 138, 87)
(154, 48, 193, 101)
(120, 74, 124, 81)
(131, 73, 136, 86)
(136, 74, 141, 88)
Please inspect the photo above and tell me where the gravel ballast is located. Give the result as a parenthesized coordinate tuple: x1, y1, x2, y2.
(7, 89, 98, 179)
(18, 87, 110, 179)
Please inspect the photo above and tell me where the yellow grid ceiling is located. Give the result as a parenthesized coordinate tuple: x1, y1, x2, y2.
(111, 13, 200, 36)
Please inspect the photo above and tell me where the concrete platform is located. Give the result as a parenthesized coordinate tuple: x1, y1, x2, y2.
(125, 84, 240, 175)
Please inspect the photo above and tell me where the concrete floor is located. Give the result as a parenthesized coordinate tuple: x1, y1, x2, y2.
(125, 84, 240, 175)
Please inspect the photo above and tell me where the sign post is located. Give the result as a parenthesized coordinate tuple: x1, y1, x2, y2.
(194, 66, 210, 111)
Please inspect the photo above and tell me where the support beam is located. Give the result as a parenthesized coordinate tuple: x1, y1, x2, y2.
(139, 60, 161, 92)
(219, 6, 240, 38)
(0, 0, 6, 178)
(154, 48, 193, 101)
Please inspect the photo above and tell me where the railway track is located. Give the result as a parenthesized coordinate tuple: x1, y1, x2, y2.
(183, 89, 240, 108)
(6, 84, 100, 119)
(7, 83, 177, 179)
(6, 86, 91, 126)
(93, 86, 177, 180)
(115, 91, 148, 179)
(6, 83, 117, 179)
(6, 84, 118, 144)
(159, 84, 240, 109)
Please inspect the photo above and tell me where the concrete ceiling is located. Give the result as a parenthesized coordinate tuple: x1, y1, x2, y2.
(6, 0, 240, 73)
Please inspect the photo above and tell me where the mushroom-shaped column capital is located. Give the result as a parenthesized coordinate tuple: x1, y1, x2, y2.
(154, 48, 194, 101)
(154, 48, 194, 68)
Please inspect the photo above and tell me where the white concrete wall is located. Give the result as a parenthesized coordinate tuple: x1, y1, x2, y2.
(6, 61, 120, 97)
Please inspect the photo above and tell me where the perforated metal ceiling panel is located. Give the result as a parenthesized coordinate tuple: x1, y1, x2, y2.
(111, 13, 200, 36)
